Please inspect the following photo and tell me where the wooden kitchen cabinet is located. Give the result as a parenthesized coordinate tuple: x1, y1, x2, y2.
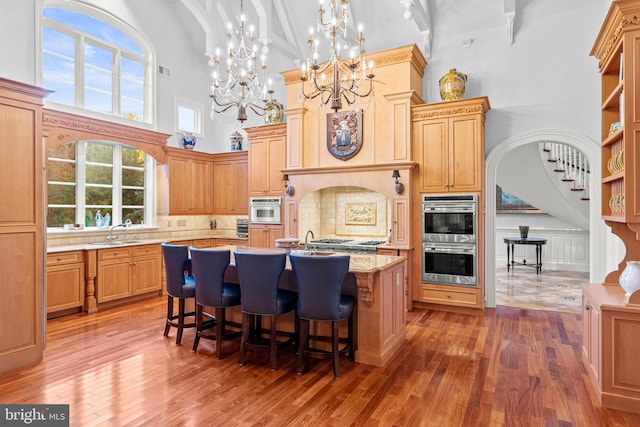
(249, 224, 284, 248)
(46, 251, 85, 317)
(97, 244, 162, 304)
(166, 149, 212, 215)
(284, 199, 298, 238)
(582, 283, 640, 413)
(212, 152, 248, 214)
(246, 123, 286, 196)
(413, 97, 489, 193)
(392, 198, 409, 247)
(0, 78, 49, 373)
(582, 290, 601, 387)
(192, 238, 214, 248)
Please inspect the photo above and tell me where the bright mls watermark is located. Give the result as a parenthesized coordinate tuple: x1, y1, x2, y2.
(1, 405, 69, 426)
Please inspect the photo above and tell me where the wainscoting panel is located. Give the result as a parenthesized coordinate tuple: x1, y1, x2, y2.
(496, 227, 589, 272)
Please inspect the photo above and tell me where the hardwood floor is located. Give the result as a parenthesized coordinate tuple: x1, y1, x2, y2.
(1, 297, 639, 426)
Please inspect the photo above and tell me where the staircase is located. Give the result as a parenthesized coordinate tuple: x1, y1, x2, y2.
(541, 142, 590, 201)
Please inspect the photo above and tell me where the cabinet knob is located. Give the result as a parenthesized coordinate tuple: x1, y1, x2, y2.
(446, 294, 451, 299)
(57, 257, 62, 261)
(584, 304, 590, 310)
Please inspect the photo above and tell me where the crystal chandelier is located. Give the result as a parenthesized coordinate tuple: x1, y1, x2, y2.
(300, 0, 375, 112)
(209, 0, 273, 123)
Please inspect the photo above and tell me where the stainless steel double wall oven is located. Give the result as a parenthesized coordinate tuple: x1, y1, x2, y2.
(421, 194, 478, 286)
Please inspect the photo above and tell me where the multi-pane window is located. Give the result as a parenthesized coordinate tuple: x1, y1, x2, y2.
(47, 142, 149, 228)
(42, 3, 154, 229)
(42, 6, 149, 122)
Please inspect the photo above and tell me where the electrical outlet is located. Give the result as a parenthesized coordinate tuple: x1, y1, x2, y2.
(167, 220, 172, 227)
(177, 219, 186, 227)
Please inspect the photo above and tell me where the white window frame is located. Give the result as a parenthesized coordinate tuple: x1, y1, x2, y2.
(176, 96, 204, 137)
(36, 0, 157, 127)
(47, 140, 156, 230)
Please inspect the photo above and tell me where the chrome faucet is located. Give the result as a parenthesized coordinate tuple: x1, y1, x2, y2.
(304, 230, 315, 251)
(107, 223, 126, 243)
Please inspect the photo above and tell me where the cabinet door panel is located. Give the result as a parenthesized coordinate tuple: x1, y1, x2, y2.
(235, 161, 248, 213)
(213, 162, 236, 213)
(168, 157, 190, 214)
(418, 119, 448, 192)
(249, 140, 268, 194)
(267, 137, 286, 195)
(190, 160, 210, 213)
(47, 263, 84, 313)
(98, 260, 131, 302)
(449, 117, 481, 192)
(132, 256, 162, 295)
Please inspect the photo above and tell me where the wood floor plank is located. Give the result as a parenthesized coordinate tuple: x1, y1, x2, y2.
(2, 296, 640, 425)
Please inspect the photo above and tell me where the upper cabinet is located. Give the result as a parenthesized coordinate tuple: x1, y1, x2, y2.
(212, 151, 248, 214)
(245, 123, 286, 196)
(412, 97, 490, 193)
(591, 0, 640, 284)
(165, 149, 212, 215)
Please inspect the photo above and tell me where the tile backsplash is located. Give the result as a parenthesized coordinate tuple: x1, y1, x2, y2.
(47, 214, 248, 247)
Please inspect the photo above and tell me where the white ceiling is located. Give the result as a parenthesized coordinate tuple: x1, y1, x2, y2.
(167, 0, 605, 82)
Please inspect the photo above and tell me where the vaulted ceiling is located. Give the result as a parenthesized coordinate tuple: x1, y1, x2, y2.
(165, 0, 602, 91)
(167, 0, 522, 70)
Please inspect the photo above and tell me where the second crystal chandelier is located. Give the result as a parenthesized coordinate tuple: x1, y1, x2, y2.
(210, 0, 273, 123)
(300, 0, 375, 112)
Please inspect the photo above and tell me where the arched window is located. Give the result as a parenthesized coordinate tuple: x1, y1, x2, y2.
(41, 2, 157, 229)
(41, 2, 153, 123)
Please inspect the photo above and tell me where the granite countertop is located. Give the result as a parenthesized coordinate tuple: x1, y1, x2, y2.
(221, 245, 406, 274)
(47, 234, 248, 254)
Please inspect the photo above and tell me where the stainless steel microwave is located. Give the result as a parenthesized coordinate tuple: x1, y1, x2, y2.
(250, 197, 281, 225)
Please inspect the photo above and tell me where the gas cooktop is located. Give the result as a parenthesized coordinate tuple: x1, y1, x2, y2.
(309, 239, 386, 253)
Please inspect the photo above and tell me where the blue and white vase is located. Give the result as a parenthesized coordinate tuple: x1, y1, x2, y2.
(181, 132, 196, 150)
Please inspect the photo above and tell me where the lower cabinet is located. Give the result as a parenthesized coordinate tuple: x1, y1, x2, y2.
(248, 224, 284, 248)
(415, 283, 482, 309)
(97, 244, 162, 303)
(46, 251, 85, 317)
(582, 283, 640, 414)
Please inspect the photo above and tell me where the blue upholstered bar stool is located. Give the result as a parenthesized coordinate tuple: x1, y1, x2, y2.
(289, 253, 354, 378)
(161, 243, 196, 345)
(190, 248, 242, 358)
(234, 250, 297, 370)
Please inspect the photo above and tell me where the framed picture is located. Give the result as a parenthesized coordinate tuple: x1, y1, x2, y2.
(496, 186, 543, 213)
(326, 110, 363, 161)
(345, 202, 377, 225)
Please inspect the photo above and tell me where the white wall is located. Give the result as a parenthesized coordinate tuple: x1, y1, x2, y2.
(421, 2, 605, 155)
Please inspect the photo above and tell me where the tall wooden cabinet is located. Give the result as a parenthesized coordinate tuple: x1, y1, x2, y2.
(246, 123, 286, 196)
(0, 78, 49, 373)
(585, 0, 640, 413)
(412, 97, 489, 193)
(411, 97, 490, 311)
(246, 123, 286, 247)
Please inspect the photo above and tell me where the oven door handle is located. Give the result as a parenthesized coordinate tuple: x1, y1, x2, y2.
(424, 246, 475, 254)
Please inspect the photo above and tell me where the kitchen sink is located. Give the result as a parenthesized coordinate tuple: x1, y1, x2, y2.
(89, 240, 144, 246)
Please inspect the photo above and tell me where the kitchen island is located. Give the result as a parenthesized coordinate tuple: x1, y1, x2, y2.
(218, 246, 408, 367)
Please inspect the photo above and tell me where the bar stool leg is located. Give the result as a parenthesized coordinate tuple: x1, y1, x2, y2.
(164, 296, 173, 337)
(332, 321, 340, 378)
(297, 318, 309, 374)
(239, 313, 251, 365)
(270, 316, 278, 371)
(176, 299, 186, 344)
